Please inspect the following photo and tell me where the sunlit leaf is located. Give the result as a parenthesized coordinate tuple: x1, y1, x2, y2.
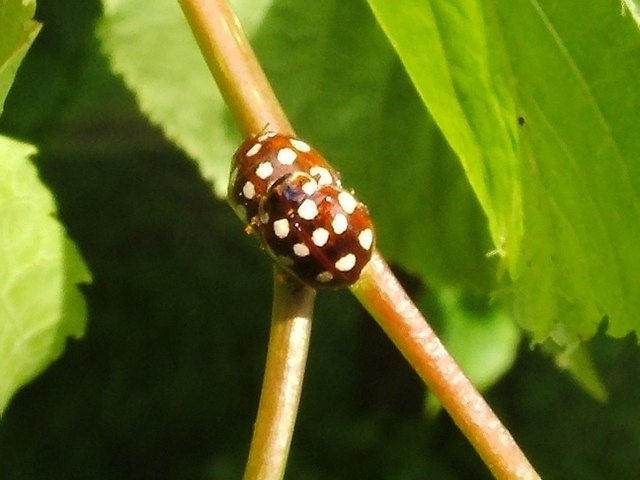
(0, 0, 41, 114)
(368, 0, 640, 344)
(99, 0, 273, 196)
(0, 137, 90, 414)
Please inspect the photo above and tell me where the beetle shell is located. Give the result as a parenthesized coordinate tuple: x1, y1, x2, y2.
(228, 131, 341, 224)
(257, 172, 374, 288)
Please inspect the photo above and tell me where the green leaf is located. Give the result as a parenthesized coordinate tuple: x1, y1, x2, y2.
(500, 0, 640, 342)
(0, 0, 41, 115)
(622, 0, 640, 28)
(0, 137, 90, 415)
(98, 0, 273, 197)
(367, 0, 522, 264)
(368, 0, 640, 344)
(440, 290, 520, 391)
(548, 342, 608, 403)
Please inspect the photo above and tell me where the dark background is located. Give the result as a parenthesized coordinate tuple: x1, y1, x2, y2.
(1, 1, 640, 478)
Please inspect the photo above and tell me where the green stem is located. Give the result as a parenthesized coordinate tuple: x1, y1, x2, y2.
(179, 1, 312, 479)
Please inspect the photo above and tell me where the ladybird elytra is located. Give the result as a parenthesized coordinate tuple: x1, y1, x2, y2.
(228, 132, 374, 288)
(257, 172, 374, 288)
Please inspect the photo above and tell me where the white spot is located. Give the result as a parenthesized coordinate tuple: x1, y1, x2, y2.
(277, 147, 297, 165)
(332, 213, 348, 234)
(256, 162, 273, 180)
(310, 166, 333, 186)
(298, 199, 318, 220)
(255, 161, 274, 179)
(259, 210, 269, 224)
(335, 253, 356, 272)
(273, 218, 290, 238)
(316, 271, 333, 283)
(246, 143, 262, 157)
(338, 191, 357, 214)
(242, 181, 256, 199)
(257, 131, 277, 142)
(358, 228, 373, 250)
(290, 138, 311, 152)
(293, 243, 310, 257)
(311, 228, 329, 247)
(301, 179, 318, 195)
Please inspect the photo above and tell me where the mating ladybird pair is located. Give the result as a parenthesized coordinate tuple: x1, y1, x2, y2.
(228, 131, 375, 288)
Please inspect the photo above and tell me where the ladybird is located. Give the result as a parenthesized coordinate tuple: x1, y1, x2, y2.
(257, 172, 374, 288)
(228, 131, 341, 225)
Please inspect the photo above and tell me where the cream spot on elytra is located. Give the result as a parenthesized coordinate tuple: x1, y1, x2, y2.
(310, 166, 333, 186)
(242, 181, 255, 199)
(316, 271, 333, 283)
(298, 199, 319, 220)
(335, 253, 356, 272)
(332, 213, 348, 234)
(290, 138, 311, 152)
(301, 179, 318, 195)
(293, 243, 310, 257)
(277, 147, 297, 165)
(338, 191, 357, 214)
(311, 228, 329, 247)
(255, 162, 274, 179)
(358, 228, 373, 250)
(246, 143, 262, 157)
(273, 218, 290, 239)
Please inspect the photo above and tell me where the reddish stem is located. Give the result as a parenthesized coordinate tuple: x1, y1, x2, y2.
(352, 252, 540, 480)
(179, 0, 291, 136)
(242, 271, 315, 480)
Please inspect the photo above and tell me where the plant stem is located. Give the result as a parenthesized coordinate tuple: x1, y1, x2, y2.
(179, 1, 312, 479)
(178, 0, 291, 136)
(352, 251, 541, 480)
(243, 271, 315, 480)
(180, 0, 541, 478)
